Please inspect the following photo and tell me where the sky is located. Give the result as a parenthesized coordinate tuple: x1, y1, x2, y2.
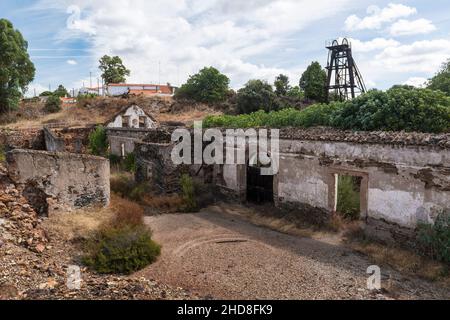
(2, 0, 450, 96)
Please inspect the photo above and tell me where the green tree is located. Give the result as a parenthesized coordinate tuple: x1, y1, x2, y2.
(428, 59, 450, 95)
(99, 55, 130, 85)
(274, 74, 290, 96)
(39, 91, 53, 97)
(299, 61, 327, 102)
(53, 84, 69, 97)
(237, 80, 280, 114)
(44, 95, 62, 113)
(175, 67, 230, 103)
(0, 19, 35, 113)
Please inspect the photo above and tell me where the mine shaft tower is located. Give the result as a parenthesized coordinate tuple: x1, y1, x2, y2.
(326, 38, 366, 101)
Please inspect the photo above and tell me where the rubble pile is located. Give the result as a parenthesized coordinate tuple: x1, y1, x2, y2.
(0, 163, 195, 300)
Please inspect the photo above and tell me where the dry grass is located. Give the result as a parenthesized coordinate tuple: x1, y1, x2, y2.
(44, 194, 143, 241)
(141, 194, 184, 213)
(343, 224, 450, 284)
(158, 109, 222, 126)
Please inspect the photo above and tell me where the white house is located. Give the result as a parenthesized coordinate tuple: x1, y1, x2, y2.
(106, 105, 158, 129)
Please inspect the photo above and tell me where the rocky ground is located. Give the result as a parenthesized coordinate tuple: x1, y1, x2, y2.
(0, 163, 195, 300)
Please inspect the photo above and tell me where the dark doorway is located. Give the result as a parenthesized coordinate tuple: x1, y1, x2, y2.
(247, 165, 274, 203)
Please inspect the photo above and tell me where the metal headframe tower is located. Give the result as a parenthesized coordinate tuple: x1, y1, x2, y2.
(326, 38, 366, 101)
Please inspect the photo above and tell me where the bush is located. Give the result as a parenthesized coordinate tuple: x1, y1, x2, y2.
(180, 174, 197, 212)
(82, 224, 161, 274)
(0, 145, 5, 163)
(204, 87, 450, 133)
(88, 126, 108, 156)
(110, 173, 148, 202)
(44, 95, 62, 113)
(331, 88, 450, 133)
(123, 153, 136, 172)
(417, 213, 450, 264)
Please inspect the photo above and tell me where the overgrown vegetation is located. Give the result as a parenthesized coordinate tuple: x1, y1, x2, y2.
(0, 145, 5, 163)
(88, 125, 108, 156)
(82, 201, 161, 274)
(180, 174, 197, 212)
(204, 87, 450, 133)
(416, 213, 450, 264)
(44, 95, 62, 113)
(336, 175, 361, 220)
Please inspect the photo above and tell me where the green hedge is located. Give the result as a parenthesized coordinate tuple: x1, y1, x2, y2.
(204, 88, 450, 133)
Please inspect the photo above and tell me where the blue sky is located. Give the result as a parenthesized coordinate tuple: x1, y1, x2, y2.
(2, 0, 450, 96)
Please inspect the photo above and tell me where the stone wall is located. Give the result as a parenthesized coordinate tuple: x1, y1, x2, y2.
(219, 128, 450, 245)
(6, 149, 110, 212)
(106, 128, 152, 157)
(0, 129, 45, 151)
(44, 127, 93, 154)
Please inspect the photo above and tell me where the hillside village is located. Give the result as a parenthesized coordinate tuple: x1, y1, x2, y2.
(1, 8, 450, 302)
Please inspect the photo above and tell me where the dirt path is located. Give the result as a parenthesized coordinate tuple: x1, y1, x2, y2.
(139, 204, 449, 300)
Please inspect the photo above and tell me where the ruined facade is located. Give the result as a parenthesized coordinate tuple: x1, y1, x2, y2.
(6, 149, 110, 214)
(106, 105, 158, 129)
(44, 127, 93, 154)
(136, 127, 450, 245)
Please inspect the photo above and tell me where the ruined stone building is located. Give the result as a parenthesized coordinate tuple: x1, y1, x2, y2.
(106, 105, 158, 129)
(135, 127, 450, 246)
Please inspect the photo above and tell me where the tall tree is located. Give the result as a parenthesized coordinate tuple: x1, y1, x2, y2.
(299, 61, 327, 102)
(0, 19, 35, 113)
(428, 59, 450, 95)
(274, 74, 290, 96)
(99, 55, 130, 85)
(175, 67, 230, 103)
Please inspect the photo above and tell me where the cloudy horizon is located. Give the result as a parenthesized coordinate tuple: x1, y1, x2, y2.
(2, 0, 450, 96)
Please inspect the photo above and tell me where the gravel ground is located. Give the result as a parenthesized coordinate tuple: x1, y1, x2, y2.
(140, 204, 450, 300)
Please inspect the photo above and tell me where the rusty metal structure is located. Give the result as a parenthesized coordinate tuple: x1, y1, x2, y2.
(326, 38, 366, 101)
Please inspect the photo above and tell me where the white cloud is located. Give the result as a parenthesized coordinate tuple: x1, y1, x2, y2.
(24, 83, 49, 97)
(404, 77, 427, 87)
(344, 3, 417, 31)
(389, 19, 436, 36)
(348, 37, 400, 52)
(374, 39, 450, 73)
(36, 0, 352, 88)
(67, 59, 77, 65)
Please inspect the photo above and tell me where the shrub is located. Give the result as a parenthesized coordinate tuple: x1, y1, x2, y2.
(180, 174, 197, 212)
(123, 152, 136, 172)
(82, 224, 161, 274)
(204, 87, 450, 133)
(416, 213, 450, 264)
(110, 173, 148, 202)
(44, 95, 62, 113)
(336, 176, 361, 220)
(331, 88, 450, 133)
(88, 126, 108, 156)
(0, 145, 5, 163)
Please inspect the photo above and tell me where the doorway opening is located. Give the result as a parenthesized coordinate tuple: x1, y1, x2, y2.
(246, 155, 274, 204)
(335, 174, 362, 220)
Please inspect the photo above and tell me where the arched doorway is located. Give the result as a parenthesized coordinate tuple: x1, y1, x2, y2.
(246, 153, 274, 203)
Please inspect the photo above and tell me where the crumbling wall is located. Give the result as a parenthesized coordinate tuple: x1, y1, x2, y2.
(6, 149, 110, 212)
(44, 127, 93, 154)
(218, 129, 450, 245)
(0, 129, 45, 151)
(106, 128, 153, 157)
